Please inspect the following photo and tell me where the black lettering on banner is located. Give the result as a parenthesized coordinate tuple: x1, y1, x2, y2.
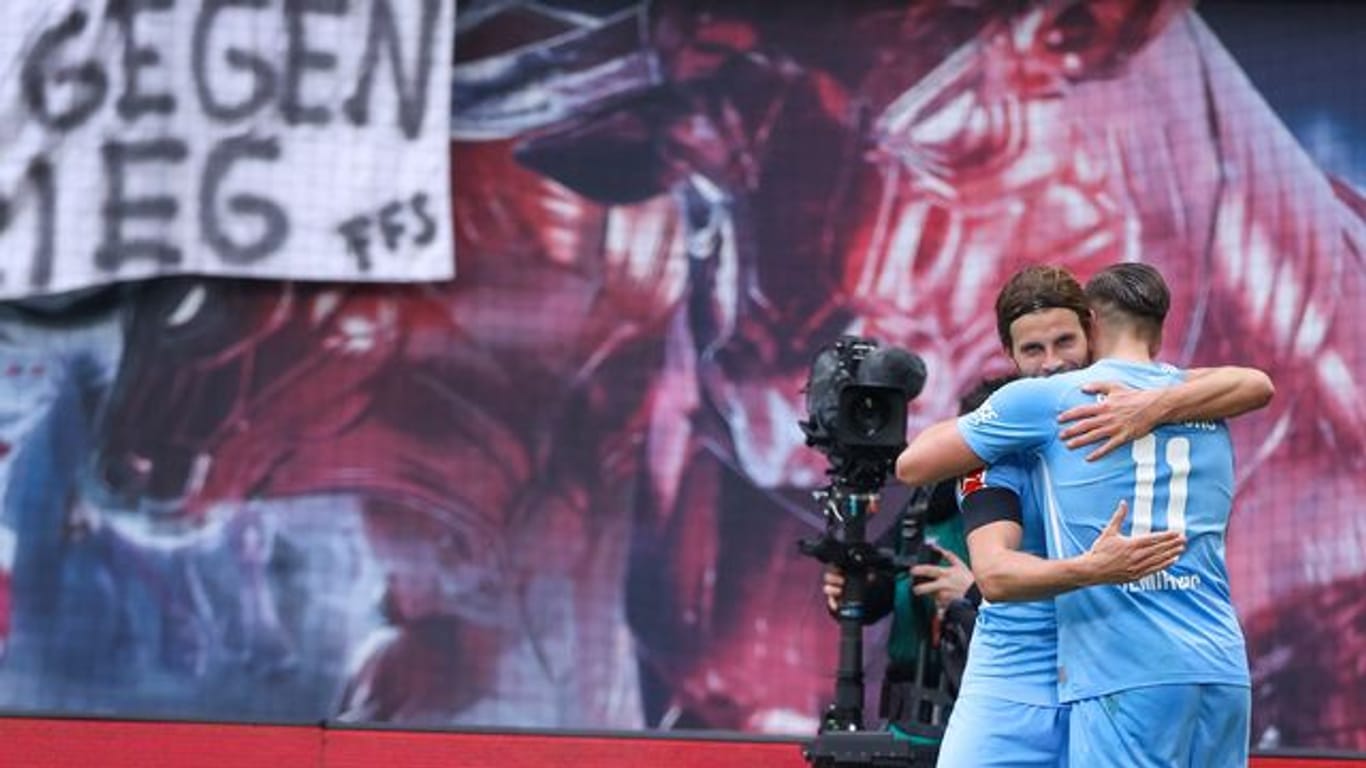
(410, 192, 436, 246)
(193, 0, 277, 123)
(110, 0, 177, 121)
(96, 138, 189, 271)
(201, 135, 290, 264)
(283, 0, 347, 126)
(343, 0, 442, 139)
(336, 193, 438, 271)
(22, 10, 109, 131)
(27, 159, 58, 289)
(377, 201, 404, 250)
(336, 215, 373, 272)
(0, 160, 58, 289)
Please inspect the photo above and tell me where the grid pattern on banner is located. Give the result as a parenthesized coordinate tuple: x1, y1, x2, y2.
(0, 0, 1361, 755)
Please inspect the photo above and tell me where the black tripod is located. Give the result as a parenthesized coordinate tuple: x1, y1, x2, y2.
(799, 487, 937, 768)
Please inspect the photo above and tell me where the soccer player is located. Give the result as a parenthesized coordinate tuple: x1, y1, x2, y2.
(933, 265, 1271, 767)
(899, 263, 1266, 767)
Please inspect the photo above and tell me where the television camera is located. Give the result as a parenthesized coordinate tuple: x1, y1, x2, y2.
(797, 336, 938, 768)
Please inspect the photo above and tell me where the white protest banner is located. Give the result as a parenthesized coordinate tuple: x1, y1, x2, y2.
(0, 0, 456, 300)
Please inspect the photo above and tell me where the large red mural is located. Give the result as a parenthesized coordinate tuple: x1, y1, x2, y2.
(0, 0, 1361, 752)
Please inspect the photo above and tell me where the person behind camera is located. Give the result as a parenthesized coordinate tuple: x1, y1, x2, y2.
(819, 384, 986, 747)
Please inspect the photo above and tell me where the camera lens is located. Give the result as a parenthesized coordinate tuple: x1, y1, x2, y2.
(851, 394, 891, 437)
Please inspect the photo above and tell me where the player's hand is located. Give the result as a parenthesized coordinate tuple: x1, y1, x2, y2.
(823, 568, 846, 613)
(1083, 500, 1185, 585)
(911, 545, 975, 612)
(1058, 381, 1163, 461)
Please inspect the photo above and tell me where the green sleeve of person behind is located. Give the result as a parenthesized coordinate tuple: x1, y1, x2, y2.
(885, 513, 970, 670)
(883, 512, 970, 745)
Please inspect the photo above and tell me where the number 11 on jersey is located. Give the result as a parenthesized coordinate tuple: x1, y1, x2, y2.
(1130, 434, 1191, 536)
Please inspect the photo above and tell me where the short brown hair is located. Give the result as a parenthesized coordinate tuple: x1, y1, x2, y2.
(994, 265, 1089, 349)
(1084, 263, 1170, 343)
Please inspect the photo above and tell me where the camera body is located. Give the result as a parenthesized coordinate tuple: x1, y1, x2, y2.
(800, 336, 926, 493)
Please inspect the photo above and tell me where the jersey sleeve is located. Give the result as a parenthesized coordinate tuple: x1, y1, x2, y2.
(955, 376, 1060, 465)
(956, 457, 1028, 503)
(957, 457, 1027, 534)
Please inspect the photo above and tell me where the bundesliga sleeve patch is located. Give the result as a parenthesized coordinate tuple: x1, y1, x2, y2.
(958, 468, 986, 499)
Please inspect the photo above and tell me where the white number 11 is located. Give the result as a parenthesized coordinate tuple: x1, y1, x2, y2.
(1130, 434, 1191, 536)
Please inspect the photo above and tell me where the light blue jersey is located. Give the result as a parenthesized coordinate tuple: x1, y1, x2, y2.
(954, 455, 1058, 707)
(956, 359, 1250, 703)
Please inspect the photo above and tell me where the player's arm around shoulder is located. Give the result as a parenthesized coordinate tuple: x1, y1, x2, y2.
(1180, 366, 1276, 418)
(1058, 366, 1274, 460)
(895, 418, 981, 488)
(897, 377, 1061, 487)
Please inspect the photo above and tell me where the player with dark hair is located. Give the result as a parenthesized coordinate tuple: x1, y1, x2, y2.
(900, 263, 1269, 767)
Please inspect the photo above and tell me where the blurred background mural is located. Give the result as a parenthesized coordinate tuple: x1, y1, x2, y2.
(0, 0, 1362, 752)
